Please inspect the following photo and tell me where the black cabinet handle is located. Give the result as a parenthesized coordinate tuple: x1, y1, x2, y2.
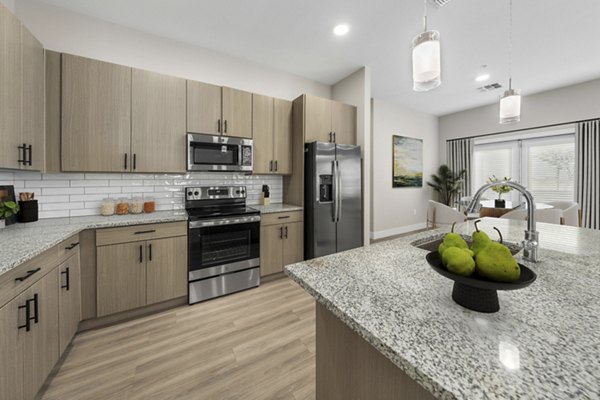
(333, 132, 336, 143)
(148, 244, 152, 261)
(269, 160, 273, 172)
(279, 226, 283, 239)
(124, 153, 128, 170)
(218, 119, 221, 133)
(65, 242, 79, 250)
(31, 294, 39, 325)
(224, 120, 228, 133)
(274, 160, 278, 172)
(133, 154, 137, 170)
(18, 301, 31, 332)
(277, 216, 290, 220)
(139, 245, 143, 263)
(26, 144, 32, 166)
(18, 143, 27, 165)
(284, 226, 288, 239)
(14, 268, 41, 282)
(61, 267, 70, 291)
(134, 229, 156, 235)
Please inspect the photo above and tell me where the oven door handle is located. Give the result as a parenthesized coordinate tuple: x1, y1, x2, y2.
(189, 215, 261, 229)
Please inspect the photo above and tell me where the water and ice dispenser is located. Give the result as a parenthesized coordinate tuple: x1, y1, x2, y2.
(319, 174, 333, 203)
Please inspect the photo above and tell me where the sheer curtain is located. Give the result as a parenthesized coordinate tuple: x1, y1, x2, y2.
(446, 138, 474, 206)
(576, 120, 600, 229)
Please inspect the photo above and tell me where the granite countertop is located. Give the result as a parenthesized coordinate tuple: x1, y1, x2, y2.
(0, 211, 188, 275)
(285, 218, 600, 400)
(252, 203, 303, 214)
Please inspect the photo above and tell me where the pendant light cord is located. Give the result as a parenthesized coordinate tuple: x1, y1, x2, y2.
(423, 0, 428, 32)
(508, 0, 513, 90)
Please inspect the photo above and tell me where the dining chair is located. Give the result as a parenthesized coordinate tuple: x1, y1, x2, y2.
(546, 201, 580, 227)
(427, 200, 467, 229)
(500, 208, 563, 225)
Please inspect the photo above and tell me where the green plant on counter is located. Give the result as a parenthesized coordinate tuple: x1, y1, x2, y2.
(487, 175, 513, 199)
(426, 165, 466, 206)
(0, 200, 19, 220)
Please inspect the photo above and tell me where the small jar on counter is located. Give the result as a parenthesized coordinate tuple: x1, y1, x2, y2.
(130, 197, 144, 214)
(143, 197, 156, 214)
(100, 198, 115, 216)
(115, 198, 129, 215)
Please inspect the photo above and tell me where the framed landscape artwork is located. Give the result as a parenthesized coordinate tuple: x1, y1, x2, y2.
(392, 135, 423, 188)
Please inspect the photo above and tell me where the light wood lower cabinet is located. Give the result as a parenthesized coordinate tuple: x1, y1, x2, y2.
(96, 227, 187, 317)
(260, 213, 304, 277)
(0, 298, 23, 400)
(58, 253, 82, 355)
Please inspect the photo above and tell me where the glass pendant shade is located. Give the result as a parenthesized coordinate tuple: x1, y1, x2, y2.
(499, 88, 521, 124)
(412, 30, 441, 92)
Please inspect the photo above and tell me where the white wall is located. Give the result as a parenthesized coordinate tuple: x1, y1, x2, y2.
(371, 99, 439, 240)
(11, 0, 331, 100)
(332, 67, 372, 246)
(439, 78, 600, 163)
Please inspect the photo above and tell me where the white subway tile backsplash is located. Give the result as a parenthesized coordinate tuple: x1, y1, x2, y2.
(1, 170, 283, 218)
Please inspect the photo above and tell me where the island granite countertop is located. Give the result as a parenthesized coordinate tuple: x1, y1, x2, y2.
(285, 218, 600, 400)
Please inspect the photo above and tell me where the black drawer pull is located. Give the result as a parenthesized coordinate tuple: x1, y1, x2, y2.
(15, 268, 41, 282)
(277, 216, 290, 219)
(134, 229, 156, 235)
(65, 242, 79, 250)
(61, 267, 70, 291)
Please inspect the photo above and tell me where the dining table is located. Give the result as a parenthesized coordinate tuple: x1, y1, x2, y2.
(478, 200, 554, 218)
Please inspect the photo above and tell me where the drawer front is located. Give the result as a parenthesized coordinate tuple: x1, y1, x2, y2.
(0, 247, 59, 307)
(260, 211, 303, 226)
(96, 221, 187, 246)
(57, 233, 80, 263)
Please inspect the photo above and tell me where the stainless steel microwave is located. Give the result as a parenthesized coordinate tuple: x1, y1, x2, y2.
(187, 133, 253, 172)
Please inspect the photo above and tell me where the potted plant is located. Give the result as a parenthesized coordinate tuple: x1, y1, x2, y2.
(487, 175, 513, 208)
(427, 165, 466, 207)
(0, 200, 19, 229)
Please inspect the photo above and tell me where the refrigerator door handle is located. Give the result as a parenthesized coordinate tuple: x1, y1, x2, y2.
(332, 160, 338, 222)
(336, 160, 342, 222)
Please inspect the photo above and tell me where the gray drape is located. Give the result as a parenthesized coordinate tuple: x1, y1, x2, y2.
(576, 120, 600, 229)
(446, 138, 473, 205)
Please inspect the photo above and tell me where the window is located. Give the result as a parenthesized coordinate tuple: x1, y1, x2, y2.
(472, 132, 576, 204)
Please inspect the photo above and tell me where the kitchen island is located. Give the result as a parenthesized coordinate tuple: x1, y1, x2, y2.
(285, 218, 600, 399)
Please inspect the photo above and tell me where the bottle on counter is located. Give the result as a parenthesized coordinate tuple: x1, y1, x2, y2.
(100, 198, 115, 216)
(115, 198, 129, 215)
(130, 197, 144, 214)
(144, 197, 156, 213)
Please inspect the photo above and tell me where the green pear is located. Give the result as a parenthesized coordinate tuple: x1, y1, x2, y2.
(475, 227, 521, 283)
(470, 219, 492, 256)
(438, 222, 469, 256)
(442, 247, 476, 277)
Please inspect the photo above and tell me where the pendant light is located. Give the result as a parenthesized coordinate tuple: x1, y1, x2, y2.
(412, 0, 441, 92)
(499, 0, 521, 124)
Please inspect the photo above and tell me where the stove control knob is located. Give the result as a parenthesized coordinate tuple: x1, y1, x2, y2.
(187, 191, 193, 196)
(194, 191, 199, 196)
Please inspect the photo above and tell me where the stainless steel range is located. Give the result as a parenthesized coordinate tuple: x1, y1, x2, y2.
(186, 186, 260, 304)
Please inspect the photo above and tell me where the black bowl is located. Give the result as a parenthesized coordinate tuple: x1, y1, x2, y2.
(426, 251, 537, 313)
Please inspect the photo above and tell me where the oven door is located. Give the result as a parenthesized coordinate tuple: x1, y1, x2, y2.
(187, 133, 253, 172)
(188, 215, 260, 280)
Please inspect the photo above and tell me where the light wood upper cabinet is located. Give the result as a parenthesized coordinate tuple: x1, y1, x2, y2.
(21, 271, 59, 400)
(252, 94, 274, 174)
(274, 98, 293, 174)
(187, 80, 222, 135)
(132, 69, 186, 173)
(58, 254, 81, 355)
(62, 54, 132, 172)
(97, 242, 146, 317)
(260, 225, 284, 277)
(304, 95, 357, 145)
(222, 87, 252, 138)
(332, 101, 357, 146)
(21, 25, 44, 170)
(0, 3, 22, 169)
(146, 236, 187, 305)
(282, 221, 303, 266)
(0, 299, 23, 400)
(304, 95, 332, 143)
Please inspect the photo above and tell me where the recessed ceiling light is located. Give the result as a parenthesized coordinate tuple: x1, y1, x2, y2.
(333, 24, 349, 36)
(475, 73, 490, 82)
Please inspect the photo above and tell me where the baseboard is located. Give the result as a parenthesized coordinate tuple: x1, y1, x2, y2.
(370, 223, 427, 240)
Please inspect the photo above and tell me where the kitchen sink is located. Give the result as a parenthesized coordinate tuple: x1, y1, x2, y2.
(411, 234, 521, 255)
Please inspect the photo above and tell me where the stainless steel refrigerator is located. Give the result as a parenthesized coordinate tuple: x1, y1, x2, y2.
(305, 142, 363, 259)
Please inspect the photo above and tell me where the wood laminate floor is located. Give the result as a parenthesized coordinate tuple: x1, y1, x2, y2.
(41, 278, 315, 400)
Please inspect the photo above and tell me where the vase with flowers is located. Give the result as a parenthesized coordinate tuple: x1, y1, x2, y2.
(487, 175, 513, 208)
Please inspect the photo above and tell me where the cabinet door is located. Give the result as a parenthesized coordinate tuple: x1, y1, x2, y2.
(332, 102, 357, 145)
(62, 54, 132, 172)
(187, 80, 222, 135)
(146, 236, 187, 305)
(304, 95, 332, 143)
(222, 87, 252, 139)
(58, 254, 81, 355)
(132, 69, 186, 173)
(0, 2, 22, 169)
(0, 298, 23, 400)
(252, 94, 274, 174)
(97, 242, 146, 317)
(260, 225, 283, 276)
(283, 222, 304, 267)
(273, 98, 293, 174)
(21, 25, 44, 170)
(22, 271, 59, 400)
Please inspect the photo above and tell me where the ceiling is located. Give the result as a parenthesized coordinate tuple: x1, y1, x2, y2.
(38, 0, 600, 116)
